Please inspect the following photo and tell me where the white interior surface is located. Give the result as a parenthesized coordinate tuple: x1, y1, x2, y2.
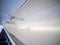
(4, 23, 60, 45)
(4, 0, 60, 45)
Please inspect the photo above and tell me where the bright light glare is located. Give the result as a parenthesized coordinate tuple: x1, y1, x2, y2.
(0, 25, 3, 32)
(18, 24, 60, 31)
(18, 25, 28, 29)
(30, 26, 60, 31)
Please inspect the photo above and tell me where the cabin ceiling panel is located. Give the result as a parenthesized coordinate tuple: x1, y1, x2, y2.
(14, 0, 60, 19)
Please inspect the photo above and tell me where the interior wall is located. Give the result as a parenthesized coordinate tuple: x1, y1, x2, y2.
(15, 5, 60, 27)
(5, 5, 60, 45)
(14, 0, 60, 18)
(5, 0, 60, 45)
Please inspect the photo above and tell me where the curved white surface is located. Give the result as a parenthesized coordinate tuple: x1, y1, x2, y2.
(4, 0, 60, 45)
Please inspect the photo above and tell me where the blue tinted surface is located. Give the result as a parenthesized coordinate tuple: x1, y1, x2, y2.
(0, 0, 25, 25)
